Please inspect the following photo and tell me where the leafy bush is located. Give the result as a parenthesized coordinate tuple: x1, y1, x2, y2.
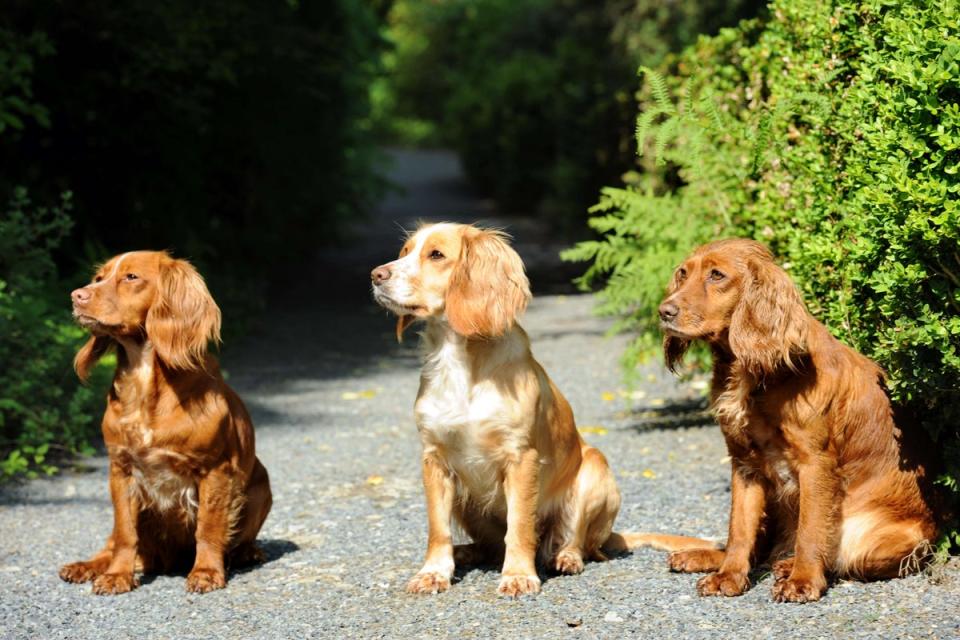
(0, 188, 109, 479)
(565, 0, 959, 546)
(377, 0, 762, 227)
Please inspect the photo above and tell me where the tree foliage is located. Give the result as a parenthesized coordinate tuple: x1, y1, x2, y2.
(376, 0, 762, 227)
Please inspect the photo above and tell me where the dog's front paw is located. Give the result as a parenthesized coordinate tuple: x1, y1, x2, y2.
(696, 571, 749, 597)
(497, 574, 541, 597)
(772, 574, 825, 603)
(554, 549, 584, 575)
(668, 549, 724, 573)
(60, 561, 105, 583)
(406, 571, 451, 594)
(92, 572, 139, 595)
(186, 568, 227, 593)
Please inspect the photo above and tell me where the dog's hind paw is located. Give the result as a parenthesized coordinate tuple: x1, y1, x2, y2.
(772, 575, 825, 603)
(554, 549, 584, 575)
(696, 571, 749, 597)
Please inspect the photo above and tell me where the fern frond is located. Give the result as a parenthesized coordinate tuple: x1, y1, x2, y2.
(635, 107, 669, 157)
(639, 66, 674, 113)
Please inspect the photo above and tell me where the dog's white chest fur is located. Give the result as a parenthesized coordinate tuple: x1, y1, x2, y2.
(414, 325, 529, 507)
(130, 448, 199, 519)
(113, 344, 198, 521)
(112, 433, 199, 521)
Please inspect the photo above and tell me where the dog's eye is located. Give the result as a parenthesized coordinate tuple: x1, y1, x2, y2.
(124, 273, 139, 281)
(94, 275, 103, 283)
(708, 269, 725, 281)
(429, 250, 444, 260)
(676, 268, 687, 282)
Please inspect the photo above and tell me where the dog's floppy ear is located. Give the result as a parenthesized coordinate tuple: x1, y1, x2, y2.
(728, 253, 809, 376)
(445, 229, 531, 338)
(146, 255, 221, 370)
(74, 336, 113, 382)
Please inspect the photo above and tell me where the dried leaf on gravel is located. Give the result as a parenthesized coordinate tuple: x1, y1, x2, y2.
(601, 391, 616, 402)
(342, 390, 377, 400)
(579, 426, 608, 435)
(365, 475, 384, 486)
(642, 469, 657, 479)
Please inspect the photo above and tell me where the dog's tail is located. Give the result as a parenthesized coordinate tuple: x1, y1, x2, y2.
(603, 532, 719, 554)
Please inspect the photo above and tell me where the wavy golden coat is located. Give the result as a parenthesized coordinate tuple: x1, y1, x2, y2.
(60, 251, 271, 595)
(371, 223, 662, 597)
(659, 239, 937, 603)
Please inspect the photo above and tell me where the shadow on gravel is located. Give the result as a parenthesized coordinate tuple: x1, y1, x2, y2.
(233, 538, 300, 575)
(223, 295, 423, 396)
(133, 539, 300, 587)
(452, 552, 638, 590)
(528, 327, 609, 342)
(0, 493, 112, 507)
(242, 401, 287, 425)
(453, 562, 500, 585)
(626, 397, 715, 433)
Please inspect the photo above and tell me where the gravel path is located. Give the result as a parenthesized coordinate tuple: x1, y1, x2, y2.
(2, 150, 957, 639)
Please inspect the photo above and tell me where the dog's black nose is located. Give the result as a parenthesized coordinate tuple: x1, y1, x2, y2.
(659, 301, 679, 322)
(371, 266, 391, 284)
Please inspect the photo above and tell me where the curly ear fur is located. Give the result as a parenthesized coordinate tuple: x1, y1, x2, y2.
(445, 229, 531, 338)
(146, 256, 221, 370)
(662, 265, 691, 372)
(74, 335, 113, 382)
(663, 336, 691, 373)
(728, 254, 809, 376)
(396, 314, 415, 342)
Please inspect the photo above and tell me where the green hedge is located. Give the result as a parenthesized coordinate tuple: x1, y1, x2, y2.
(565, 0, 959, 547)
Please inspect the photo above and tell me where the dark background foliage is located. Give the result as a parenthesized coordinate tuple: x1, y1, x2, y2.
(373, 0, 761, 228)
(2, 0, 384, 283)
(0, 0, 385, 476)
